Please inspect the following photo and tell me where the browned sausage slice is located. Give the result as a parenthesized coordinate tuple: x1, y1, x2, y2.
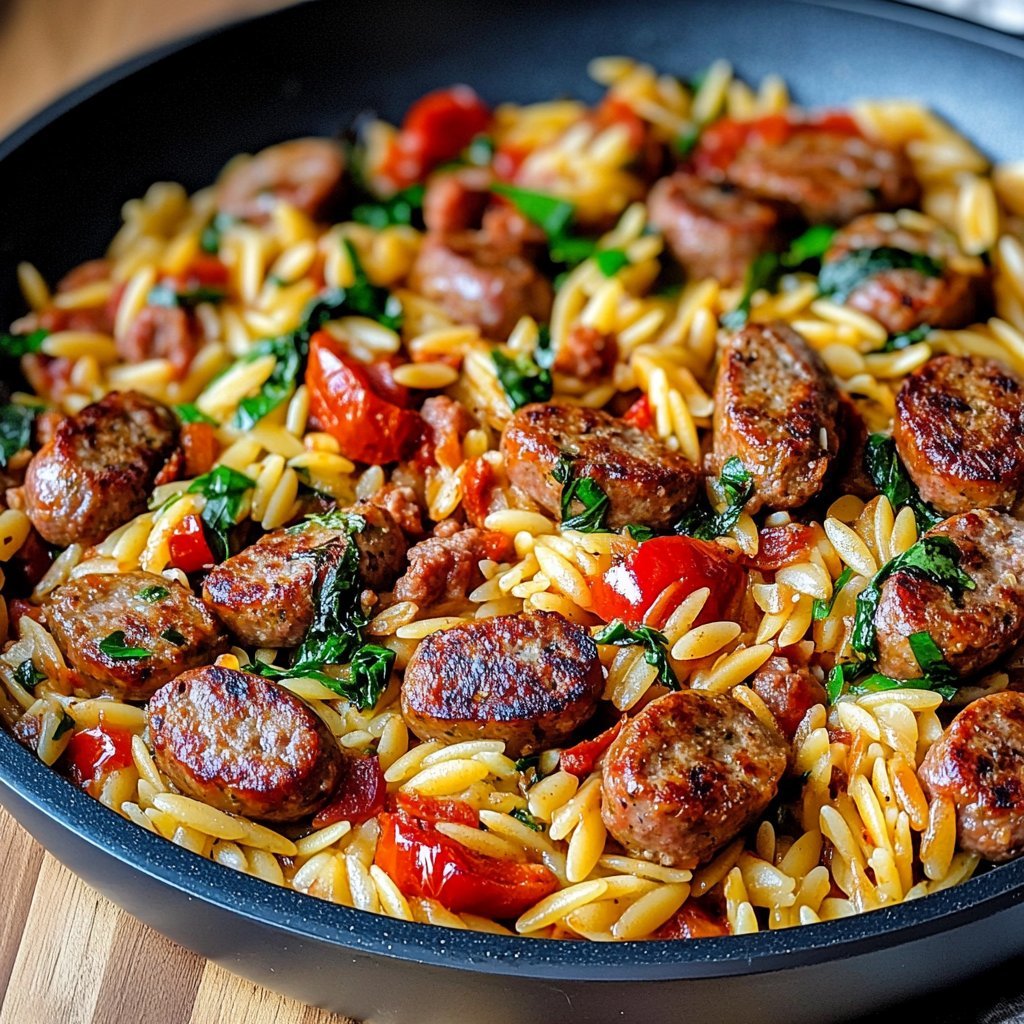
(874, 509, 1024, 680)
(215, 138, 346, 224)
(918, 690, 1024, 863)
(46, 571, 228, 700)
(118, 305, 200, 379)
(147, 665, 342, 822)
(400, 610, 603, 757)
(750, 654, 827, 740)
(710, 322, 841, 512)
(23, 391, 179, 547)
(202, 504, 406, 649)
(501, 402, 701, 530)
(601, 690, 787, 868)
(823, 213, 990, 334)
(648, 171, 790, 286)
(894, 355, 1024, 516)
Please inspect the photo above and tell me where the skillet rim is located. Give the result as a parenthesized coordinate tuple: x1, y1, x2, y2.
(1, 0, 1024, 981)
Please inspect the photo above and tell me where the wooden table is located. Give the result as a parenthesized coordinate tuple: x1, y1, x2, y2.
(0, 6, 354, 1021)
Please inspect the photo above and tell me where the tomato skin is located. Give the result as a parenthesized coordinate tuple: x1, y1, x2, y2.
(594, 96, 647, 151)
(382, 86, 492, 188)
(589, 535, 744, 628)
(313, 754, 386, 828)
(392, 790, 479, 827)
(621, 395, 653, 431)
(168, 513, 216, 573)
(654, 900, 730, 940)
(493, 142, 530, 182)
(460, 456, 497, 527)
(305, 332, 423, 464)
(559, 718, 625, 778)
(65, 726, 134, 792)
(180, 422, 219, 478)
(173, 255, 230, 289)
(374, 812, 558, 918)
(745, 523, 816, 572)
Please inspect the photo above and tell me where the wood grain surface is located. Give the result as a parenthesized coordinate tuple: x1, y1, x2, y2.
(0, 9, 359, 1024)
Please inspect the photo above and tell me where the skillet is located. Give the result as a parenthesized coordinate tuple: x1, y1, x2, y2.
(1, 1, 1024, 1020)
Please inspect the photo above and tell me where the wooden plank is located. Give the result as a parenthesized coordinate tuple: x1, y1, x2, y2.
(0, 811, 45, 1003)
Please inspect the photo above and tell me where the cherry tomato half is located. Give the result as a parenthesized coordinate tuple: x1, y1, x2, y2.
(167, 513, 216, 573)
(559, 718, 625, 779)
(654, 900, 730, 940)
(392, 790, 479, 827)
(313, 754, 387, 829)
(65, 725, 134, 793)
(305, 332, 423, 464)
(374, 812, 558, 919)
(589, 535, 744, 628)
(621, 395, 653, 431)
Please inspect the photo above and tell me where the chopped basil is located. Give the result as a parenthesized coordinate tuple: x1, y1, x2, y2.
(186, 465, 255, 562)
(0, 403, 38, 468)
(513, 753, 540, 773)
(161, 627, 187, 647)
(510, 807, 543, 832)
(864, 433, 942, 533)
(492, 349, 552, 410)
(52, 712, 75, 742)
(812, 566, 854, 621)
(232, 335, 302, 430)
(675, 124, 701, 157)
(200, 212, 237, 254)
(14, 659, 45, 691)
(552, 453, 610, 533)
(491, 183, 574, 238)
(352, 184, 425, 229)
(0, 329, 48, 359)
(907, 630, 957, 687)
(826, 657, 956, 703)
(826, 663, 849, 705)
(98, 631, 152, 660)
(593, 619, 679, 690)
(137, 585, 170, 604)
(148, 283, 226, 308)
(594, 249, 630, 277)
(624, 523, 654, 542)
(882, 323, 932, 353)
(675, 457, 753, 541)
(851, 535, 976, 661)
(819, 247, 943, 304)
(174, 403, 218, 425)
(781, 225, 837, 269)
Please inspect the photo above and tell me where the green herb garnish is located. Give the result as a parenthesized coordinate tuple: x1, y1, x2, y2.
(148, 283, 226, 308)
(491, 183, 574, 237)
(510, 807, 543, 832)
(675, 457, 753, 540)
(186, 465, 255, 562)
(200, 212, 236, 254)
(882, 323, 932, 352)
(52, 712, 75, 742)
(14, 659, 45, 691)
(552, 453, 610, 532)
(492, 350, 553, 410)
(624, 523, 654, 542)
(906, 630, 957, 689)
(864, 433, 942, 533)
(0, 403, 38, 468)
(819, 247, 943, 304)
(174, 403, 218, 425)
(593, 619, 679, 689)
(675, 124, 701, 157)
(98, 631, 152, 660)
(352, 184, 425, 229)
(137, 585, 170, 604)
(160, 627, 187, 647)
(594, 249, 630, 277)
(0, 329, 48, 359)
(812, 566, 854, 621)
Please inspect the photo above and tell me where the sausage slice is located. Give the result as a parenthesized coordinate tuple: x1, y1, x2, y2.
(203, 504, 406, 649)
(874, 509, 1024, 680)
(23, 391, 179, 547)
(710, 322, 841, 512)
(148, 666, 342, 822)
(46, 571, 228, 700)
(400, 610, 603, 758)
(501, 402, 701, 530)
(894, 355, 1024, 516)
(601, 690, 787, 868)
(918, 690, 1024, 863)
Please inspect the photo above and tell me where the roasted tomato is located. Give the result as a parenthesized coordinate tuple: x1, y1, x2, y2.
(312, 754, 386, 828)
(305, 332, 423, 464)
(374, 811, 558, 918)
(621, 395, 653, 431)
(654, 900, 730, 940)
(382, 86, 492, 188)
(65, 725, 134, 793)
(167, 513, 216, 573)
(744, 523, 817, 572)
(559, 718, 625, 778)
(392, 790, 479, 827)
(589, 535, 744, 628)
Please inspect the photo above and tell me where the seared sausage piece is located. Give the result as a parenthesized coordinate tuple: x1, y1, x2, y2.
(874, 509, 1024, 680)
(203, 504, 406, 649)
(46, 571, 227, 700)
(148, 666, 342, 822)
(23, 391, 179, 547)
(408, 233, 553, 341)
(648, 172, 790, 286)
(601, 690, 787, 868)
(501, 402, 701, 530)
(118, 305, 200, 379)
(400, 611, 603, 757)
(710, 322, 841, 513)
(724, 128, 919, 224)
(823, 213, 990, 334)
(894, 355, 1024, 516)
(422, 168, 492, 234)
(918, 691, 1024, 863)
(215, 138, 346, 224)
(750, 654, 827, 740)
(393, 524, 515, 608)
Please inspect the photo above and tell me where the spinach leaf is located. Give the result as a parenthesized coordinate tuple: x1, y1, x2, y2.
(0, 403, 38, 468)
(137, 585, 170, 604)
(675, 124, 701, 157)
(14, 659, 45, 690)
(98, 631, 152, 660)
(352, 184, 425, 229)
(819, 247, 943, 304)
(200, 212, 236, 254)
(552, 454, 610, 532)
(882, 323, 932, 352)
(52, 712, 75, 742)
(161, 627, 187, 647)
(232, 335, 302, 430)
(0, 329, 48, 359)
(864, 433, 942, 533)
(148, 283, 226, 308)
(593, 619, 679, 689)
(811, 566, 854, 621)
(675, 457, 753, 540)
(851, 535, 975, 660)
(907, 630, 957, 686)
(491, 183, 575, 238)
(510, 807, 543, 832)
(187, 465, 255, 562)
(594, 249, 630, 277)
(624, 523, 654, 542)
(492, 350, 552, 410)
(174, 403, 218, 425)
(781, 225, 836, 268)
(826, 656, 956, 703)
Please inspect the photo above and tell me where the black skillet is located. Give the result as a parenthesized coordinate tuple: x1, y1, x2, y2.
(1, 2, 1024, 1021)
